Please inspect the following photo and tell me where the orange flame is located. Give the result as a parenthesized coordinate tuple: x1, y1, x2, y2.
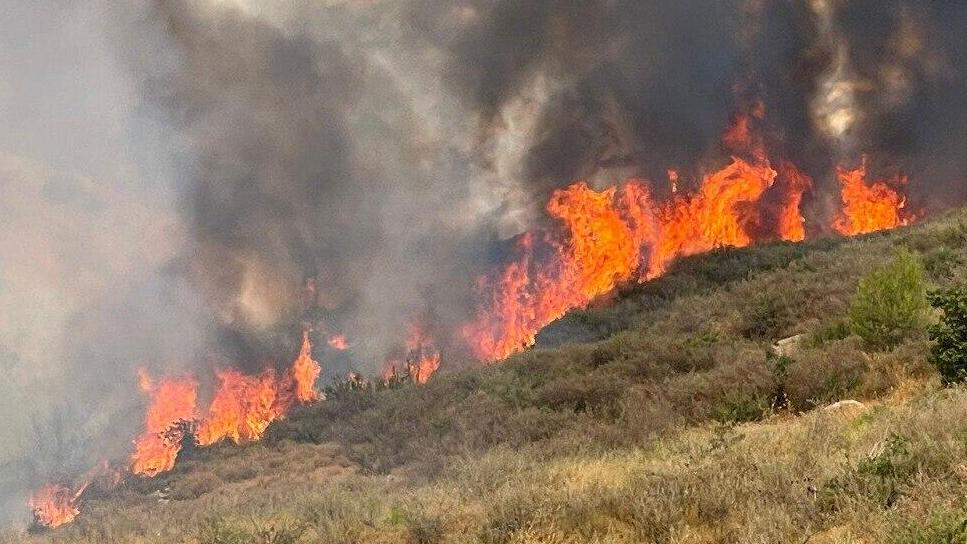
(462, 154, 781, 360)
(130, 371, 198, 477)
(777, 161, 813, 242)
(28, 484, 81, 529)
(382, 321, 441, 384)
(404, 323, 440, 384)
(130, 333, 320, 476)
(647, 157, 776, 277)
(833, 159, 911, 236)
(292, 331, 322, 403)
(195, 368, 284, 446)
(29, 461, 109, 528)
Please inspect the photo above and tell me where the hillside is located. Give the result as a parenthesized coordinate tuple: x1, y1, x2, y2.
(8, 207, 967, 544)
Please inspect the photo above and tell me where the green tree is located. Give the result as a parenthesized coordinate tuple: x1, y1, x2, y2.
(848, 248, 928, 350)
(929, 287, 967, 385)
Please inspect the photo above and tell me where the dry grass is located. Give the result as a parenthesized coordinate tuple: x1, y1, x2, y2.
(6, 209, 967, 543)
(12, 378, 967, 543)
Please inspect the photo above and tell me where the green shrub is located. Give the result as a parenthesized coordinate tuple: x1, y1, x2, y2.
(169, 470, 222, 500)
(923, 247, 964, 280)
(738, 292, 793, 340)
(820, 434, 915, 512)
(784, 340, 867, 410)
(711, 392, 769, 424)
(890, 510, 967, 544)
(810, 319, 851, 347)
(848, 249, 928, 350)
(929, 287, 967, 385)
(767, 353, 792, 410)
(198, 516, 252, 544)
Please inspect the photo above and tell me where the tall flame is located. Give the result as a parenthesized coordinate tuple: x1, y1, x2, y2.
(29, 462, 109, 528)
(292, 331, 322, 403)
(195, 368, 284, 446)
(647, 157, 776, 277)
(130, 371, 198, 477)
(29, 484, 82, 529)
(833, 159, 911, 235)
(463, 154, 784, 361)
(777, 161, 814, 242)
(130, 332, 320, 476)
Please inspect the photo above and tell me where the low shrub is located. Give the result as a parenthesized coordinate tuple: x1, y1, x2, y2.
(849, 248, 928, 350)
(784, 340, 867, 410)
(890, 510, 967, 544)
(169, 470, 222, 500)
(197, 516, 251, 544)
(819, 434, 916, 513)
(929, 286, 967, 385)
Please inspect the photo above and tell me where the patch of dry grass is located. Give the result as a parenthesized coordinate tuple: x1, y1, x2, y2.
(10, 379, 967, 543)
(6, 209, 967, 543)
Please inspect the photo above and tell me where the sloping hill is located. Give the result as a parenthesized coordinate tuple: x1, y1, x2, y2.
(8, 207, 967, 543)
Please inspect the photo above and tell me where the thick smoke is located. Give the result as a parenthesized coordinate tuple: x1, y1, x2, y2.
(414, 0, 965, 207)
(0, 1, 201, 525)
(119, 0, 503, 372)
(1, 0, 966, 528)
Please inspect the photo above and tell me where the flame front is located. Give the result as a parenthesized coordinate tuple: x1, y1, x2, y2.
(777, 161, 814, 242)
(28, 484, 80, 529)
(130, 371, 198, 477)
(833, 159, 911, 235)
(647, 157, 776, 277)
(130, 333, 320, 476)
(462, 153, 788, 360)
(463, 139, 908, 361)
(30, 102, 917, 528)
(195, 368, 283, 446)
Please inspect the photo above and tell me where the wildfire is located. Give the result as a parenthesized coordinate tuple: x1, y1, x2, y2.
(777, 161, 814, 242)
(130, 332, 320, 476)
(463, 123, 907, 361)
(462, 153, 787, 360)
(29, 484, 81, 529)
(130, 371, 198, 477)
(383, 321, 441, 384)
(404, 323, 441, 384)
(647, 157, 777, 277)
(833, 159, 911, 235)
(29, 461, 109, 528)
(29, 103, 917, 529)
(196, 368, 284, 446)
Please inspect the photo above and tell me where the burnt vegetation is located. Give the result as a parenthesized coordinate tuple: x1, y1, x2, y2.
(11, 208, 967, 543)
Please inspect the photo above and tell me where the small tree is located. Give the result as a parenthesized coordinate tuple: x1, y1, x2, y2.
(848, 248, 928, 350)
(929, 287, 967, 385)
